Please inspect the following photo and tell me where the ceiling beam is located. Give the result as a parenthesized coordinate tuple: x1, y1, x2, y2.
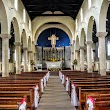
(29, 10, 77, 13)
(30, 13, 74, 17)
(26, 4, 80, 7)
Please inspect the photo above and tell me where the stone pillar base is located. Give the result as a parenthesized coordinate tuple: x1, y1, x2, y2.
(16, 70, 21, 74)
(2, 74, 9, 77)
(100, 69, 106, 76)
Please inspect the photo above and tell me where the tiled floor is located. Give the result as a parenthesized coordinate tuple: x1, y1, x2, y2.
(37, 75, 76, 110)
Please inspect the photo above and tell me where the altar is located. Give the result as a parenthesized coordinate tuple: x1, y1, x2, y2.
(46, 61, 62, 71)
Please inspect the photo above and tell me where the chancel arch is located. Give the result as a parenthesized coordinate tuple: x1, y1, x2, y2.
(32, 16, 75, 41)
(35, 24, 72, 44)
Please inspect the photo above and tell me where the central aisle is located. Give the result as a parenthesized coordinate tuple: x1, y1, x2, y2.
(37, 75, 76, 110)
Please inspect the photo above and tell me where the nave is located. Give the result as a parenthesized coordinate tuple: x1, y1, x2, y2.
(0, 70, 110, 110)
(37, 74, 75, 110)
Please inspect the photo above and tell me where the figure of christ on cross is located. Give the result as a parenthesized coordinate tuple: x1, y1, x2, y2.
(48, 34, 59, 48)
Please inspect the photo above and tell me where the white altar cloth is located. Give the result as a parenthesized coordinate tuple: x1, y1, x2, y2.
(46, 61, 62, 69)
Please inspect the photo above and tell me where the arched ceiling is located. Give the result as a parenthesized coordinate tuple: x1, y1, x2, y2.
(21, 0, 84, 20)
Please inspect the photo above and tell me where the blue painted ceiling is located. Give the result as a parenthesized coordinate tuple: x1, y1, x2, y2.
(37, 28, 70, 47)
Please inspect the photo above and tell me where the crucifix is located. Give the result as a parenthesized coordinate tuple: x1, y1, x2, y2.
(48, 34, 59, 48)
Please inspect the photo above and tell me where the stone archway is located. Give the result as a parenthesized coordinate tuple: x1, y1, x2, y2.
(32, 16, 74, 41)
(0, 0, 9, 77)
(9, 17, 21, 74)
(35, 24, 72, 44)
(0, 0, 8, 34)
(98, 0, 109, 32)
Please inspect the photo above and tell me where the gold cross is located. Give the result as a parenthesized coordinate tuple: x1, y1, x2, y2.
(48, 34, 59, 48)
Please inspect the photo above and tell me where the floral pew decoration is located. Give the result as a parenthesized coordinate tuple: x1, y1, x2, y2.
(34, 84, 39, 108)
(44, 71, 50, 88)
(87, 96, 94, 110)
(19, 98, 27, 110)
(66, 76, 69, 91)
(61, 74, 65, 84)
(71, 82, 79, 107)
(41, 78, 44, 93)
(43, 75, 47, 88)
(59, 71, 63, 80)
(46, 71, 50, 82)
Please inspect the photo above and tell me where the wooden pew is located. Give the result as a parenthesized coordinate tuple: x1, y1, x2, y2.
(61, 71, 110, 110)
(0, 71, 48, 109)
(0, 96, 27, 110)
(85, 93, 110, 110)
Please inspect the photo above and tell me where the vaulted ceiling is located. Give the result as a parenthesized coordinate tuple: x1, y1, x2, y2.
(21, 0, 84, 20)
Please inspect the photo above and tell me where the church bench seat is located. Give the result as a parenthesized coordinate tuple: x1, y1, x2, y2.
(85, 93, 110, 110)
(0, 83, 42, 97)
(61, 71, 110, 110)
(0, 105, 19, 110)
(79, 88, 110, 110)
(93, 101, 110, 110)
(0, 96, 27, 110)
(0, 87, 34, 105)
(64, 75, 110, 109)
(0, 72, 49, 109)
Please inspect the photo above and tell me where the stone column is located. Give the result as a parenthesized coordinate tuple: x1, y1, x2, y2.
(14, 42, 21, 74)
(32, 41, 35, 61)
(75, 50, 80, 70)
(96, 32, 107, 76)
(34, 45, 37, 66)
(23, 47, 28, 72)
(71, 44, 74, 70)
(92, 43, 96, 63)
(86, 41, 93, 73)
(80, 46, 85, 71)
(0, 34, 11, 77)
(28, 51, 32, 71)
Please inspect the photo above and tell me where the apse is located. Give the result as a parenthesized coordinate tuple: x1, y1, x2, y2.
(37, 28, 70, 47)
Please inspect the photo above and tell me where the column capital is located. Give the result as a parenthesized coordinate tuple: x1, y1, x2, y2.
(86, 41, 93, 45)
(28, 50, 32, 53)
(0, 34, 11, 39)
(14, 42, 21, 46)
(80, 46, 85, 50)
(96, 32, 108, 38)
(23, 47, 28, 51)
(75, 50, 79, 52)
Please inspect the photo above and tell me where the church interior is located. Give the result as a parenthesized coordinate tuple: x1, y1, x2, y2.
(0, 0, 110, 110)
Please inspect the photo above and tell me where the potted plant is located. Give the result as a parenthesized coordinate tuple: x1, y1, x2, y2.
(72, 59, 78, 70)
